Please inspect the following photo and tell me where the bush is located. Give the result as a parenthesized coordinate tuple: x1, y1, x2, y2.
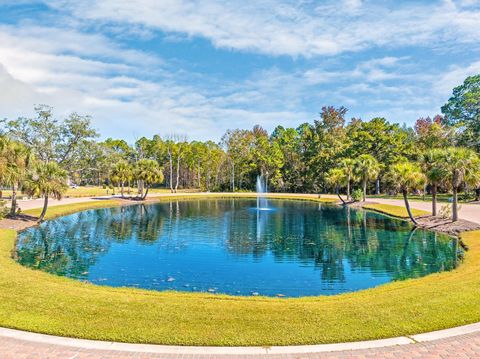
(352, 189, 363, 202)
(0, 201, 8, 220)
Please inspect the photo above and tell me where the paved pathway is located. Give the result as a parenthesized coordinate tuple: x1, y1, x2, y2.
(369, 198, 480, 224)
(2, 326, 480, 358)
(3, 192, 480, 358)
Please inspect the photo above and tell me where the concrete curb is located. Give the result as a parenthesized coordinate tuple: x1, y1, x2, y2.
(411, 322, 480, 342)
(2, 323, 480, 355)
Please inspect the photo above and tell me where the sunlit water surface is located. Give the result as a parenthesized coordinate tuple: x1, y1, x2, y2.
(15, 199, 461, 297)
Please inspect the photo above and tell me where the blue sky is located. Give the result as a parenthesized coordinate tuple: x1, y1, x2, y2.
(1, 0, 480, 141)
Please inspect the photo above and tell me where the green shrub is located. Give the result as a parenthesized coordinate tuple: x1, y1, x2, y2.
(0, 201, 8, 219)
(352, 189, 363, 202)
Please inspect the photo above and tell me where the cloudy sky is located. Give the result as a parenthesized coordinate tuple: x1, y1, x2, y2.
(1, 0, 480, 141)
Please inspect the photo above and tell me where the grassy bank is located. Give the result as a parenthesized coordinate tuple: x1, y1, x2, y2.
(23, 200, 123, 220)
(363, 203, 430, 219)
(1, 186, 199, 199)
(1, 197, 479, 346)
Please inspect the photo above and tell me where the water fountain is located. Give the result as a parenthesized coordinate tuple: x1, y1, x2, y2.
(256, 175, 269, 210)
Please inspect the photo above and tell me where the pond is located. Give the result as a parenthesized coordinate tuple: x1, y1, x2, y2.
(15, 199, 461, 297)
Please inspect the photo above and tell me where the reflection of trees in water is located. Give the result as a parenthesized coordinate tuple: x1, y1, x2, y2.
(16, 210, 114, 277)
(16, 199, 460, 284)
(222, 201, 460, 283)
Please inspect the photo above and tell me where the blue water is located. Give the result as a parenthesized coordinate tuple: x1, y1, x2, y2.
(15, 199, 461, 297)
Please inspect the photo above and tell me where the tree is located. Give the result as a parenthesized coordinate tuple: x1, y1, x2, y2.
(421, 149, 448, 216)
(0, 138, 32, 216)
(24, 162, 68, 221)
(354, 154, 380, 202)
(303, 107, 349, 192)
(339, 158, 355, 200)
(441, 75, 480, 151)
(414, 115, 453, 150)
(163, 135, 187, 193)
(442, 147, 480, 221)
(135, 159, 164, 200)
(346, 117, 414, 194)
(325, 168, 347, 204)
(271, 126, 303, 192)
(221, 129, 254, 191)
(251, 125, 284, 190)
(6, 105, 98, 176)
(110, 161, 133, 198)
(388, 162, 426, 225)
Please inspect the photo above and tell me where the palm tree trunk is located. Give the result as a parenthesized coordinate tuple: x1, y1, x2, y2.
(402, 189, 418, 225)
(39, 195, 49, 222)
(336, 186, 346, 204)
(452, 186, 459, 222)
(347, 175, 351, 200)
(432, 183, 437, 216)
(10, 183, 17, 216)
(142, 186, 149, 200)
(121, 181, 124, 198)
(362, 178, 367, 202)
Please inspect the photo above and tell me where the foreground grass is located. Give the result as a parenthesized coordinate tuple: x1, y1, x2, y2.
(363, 203, 430, 219)
(1, 197, 479, 346)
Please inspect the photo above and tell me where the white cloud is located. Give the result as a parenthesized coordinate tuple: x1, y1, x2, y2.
(45, 0, 480, 57)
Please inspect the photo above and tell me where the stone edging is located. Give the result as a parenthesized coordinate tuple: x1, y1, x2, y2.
(2, 323, 480, 355)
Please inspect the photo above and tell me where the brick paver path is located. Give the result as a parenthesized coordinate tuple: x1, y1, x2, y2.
(1, 331, 480, 359)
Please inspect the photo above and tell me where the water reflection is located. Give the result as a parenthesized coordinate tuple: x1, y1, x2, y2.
(15, 199, 461, 297)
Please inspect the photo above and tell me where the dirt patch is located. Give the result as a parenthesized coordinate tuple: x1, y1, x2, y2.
(415, 216, 480, 236)
(0, 214, 39, 231)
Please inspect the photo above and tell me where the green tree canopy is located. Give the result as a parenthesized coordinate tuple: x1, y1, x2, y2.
(441, 75, 480, 151)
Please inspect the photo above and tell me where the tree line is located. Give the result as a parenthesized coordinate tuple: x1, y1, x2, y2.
(0, 75, 479, 222)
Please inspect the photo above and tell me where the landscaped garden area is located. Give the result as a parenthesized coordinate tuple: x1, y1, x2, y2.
(0, 75, 480, 348)
(0, 196, 479, 346)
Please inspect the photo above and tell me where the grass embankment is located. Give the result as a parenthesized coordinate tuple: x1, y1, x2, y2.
(22, 200, 123, 220)
(370, 193, 477, 203)
(1, 186, 199, 199)
(363, 203, 430, 219)
(1, 198, 479, 346)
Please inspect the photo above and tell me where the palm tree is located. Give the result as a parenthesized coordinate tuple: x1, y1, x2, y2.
(0, 138, 32, 216)
(24, 161, 68, 222)
(354, 154, 380, 202)
(135, 159, 164, 200)
(325, 168, 347, 204)
(339, 158, 355, 200)
(442, 147, 479, 221)
(111, 161, 133, 198)
(464, 156, 480, 200)
(389, 161, 426, 225)
(421, 149, 448, 216)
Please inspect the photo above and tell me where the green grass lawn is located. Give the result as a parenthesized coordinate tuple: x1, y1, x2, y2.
(363, 203, 430, 219)
(0, 186, 198, 199)
(22, 200, 123, 220)
(1, 197, 480, 346)
(369, 193, 477, 203)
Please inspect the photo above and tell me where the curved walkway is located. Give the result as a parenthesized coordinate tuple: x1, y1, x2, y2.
(3, 192, 480, 358)
(370, 198, 480, 224)
(2, 324, 480, 358)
